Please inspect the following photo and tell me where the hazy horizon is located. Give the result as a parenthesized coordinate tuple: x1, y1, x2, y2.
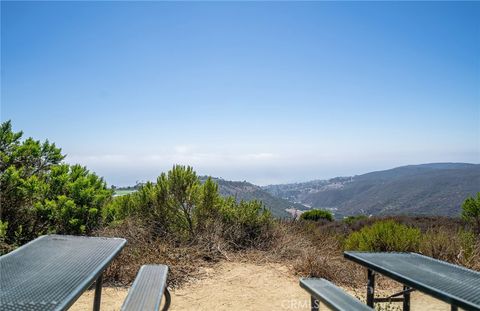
(109, 162, 478, 188)
(2, 2, 479, 186)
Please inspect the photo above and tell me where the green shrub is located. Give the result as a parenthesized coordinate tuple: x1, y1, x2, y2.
(344, 220, 421, 252)
(0, 221, 7, 241)
(219, 198, 272, 249)
(37, 164, 111, 235)
(461, 193, 480, 234)
(0, 121, 111, 244)
(459, 229, 478, 262)
(418, 227, 480, 269)
(343, 215, 368, 225)
(301, 209, 333, 222)
(103, 165, 273, 246)
(104, 166, 214, 239)
(103, 195, 136, 224)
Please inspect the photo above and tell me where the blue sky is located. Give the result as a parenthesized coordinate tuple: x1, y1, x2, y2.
(2, 1, 479, 186)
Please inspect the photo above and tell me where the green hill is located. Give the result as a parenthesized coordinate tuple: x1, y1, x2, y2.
(199, 176, 307, 218)
(263, 163, 480, 218)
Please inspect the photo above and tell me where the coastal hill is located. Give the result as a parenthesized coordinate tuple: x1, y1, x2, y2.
(263, 163, 480, 217)
(198, 176, 306, 218)
(116, 163, 479, 218)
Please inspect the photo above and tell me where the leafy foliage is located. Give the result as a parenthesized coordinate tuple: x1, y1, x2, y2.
(218, 198, 272, 248)
(343, 215, 368, 225)
(36, 164, 111, 235)
(0, 121, 111, 245)
(461, 193, 480, 234)
(344, 220, 421, 252)
(300, 209, 333, 222)
(104, 165, 272, 247)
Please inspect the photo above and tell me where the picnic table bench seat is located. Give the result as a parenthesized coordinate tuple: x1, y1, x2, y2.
(300, 278, 373, 311)
(121, 265, 171, 311)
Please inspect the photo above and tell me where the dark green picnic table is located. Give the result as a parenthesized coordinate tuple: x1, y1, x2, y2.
(0, 235, 126, 311)
(344, 251, 480, 311)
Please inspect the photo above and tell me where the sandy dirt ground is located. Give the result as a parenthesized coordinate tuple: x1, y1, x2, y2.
(70, 261, 456, 311)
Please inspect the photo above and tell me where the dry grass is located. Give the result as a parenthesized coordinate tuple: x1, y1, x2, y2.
(256, 221, 366, 287)
(419, 227, 480, 270)
(95, 216, 480, 290)
(97, 219, 223, 288)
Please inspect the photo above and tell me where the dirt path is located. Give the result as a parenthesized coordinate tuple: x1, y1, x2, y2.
(170, 262, 309, 310)
(70, 261, 454, 310)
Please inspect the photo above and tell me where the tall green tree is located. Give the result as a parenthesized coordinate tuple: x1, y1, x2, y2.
(157, 165, 201, 237)
(104, 165, 272, 245)
(147, 165, 221, 239)
(1, 121, 64, 242)
(0, 120, 111, 245)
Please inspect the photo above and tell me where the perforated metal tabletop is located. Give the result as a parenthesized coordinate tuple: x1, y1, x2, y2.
(0, 235, 126, 311)
(344, 252, 480, 311)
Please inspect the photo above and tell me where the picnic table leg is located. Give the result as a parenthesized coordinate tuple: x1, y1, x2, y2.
(310, 296, 319, 311)
(366, 269, 375, 307)
(93, 273, 103, 311)
(403, 285, 410, 311)
(162, 288, 171, 311)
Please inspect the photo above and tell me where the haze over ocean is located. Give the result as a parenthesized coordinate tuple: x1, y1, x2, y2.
(2, 1, 479, 186)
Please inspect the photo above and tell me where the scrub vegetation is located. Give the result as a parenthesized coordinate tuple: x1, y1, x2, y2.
(1, 120, 479, 288)
(0, 121, 110, 247)
(344, 220, 421, 252)
(300, 209, 334, 222)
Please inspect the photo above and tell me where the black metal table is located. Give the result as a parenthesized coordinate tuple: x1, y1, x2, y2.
(344, 251, 480, 311)
(0, 234, 126, 311)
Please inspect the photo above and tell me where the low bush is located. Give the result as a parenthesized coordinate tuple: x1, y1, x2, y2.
(419, 227, 480, 270)
(300, 209, 333, 222)
(461, 193, 480, 234)
(218, 198, 272, 249)
(343, 215, 368, 225)
(98, 218, 219, 287)
(344, 220, 421, 252)
(98, 212, 480, 288)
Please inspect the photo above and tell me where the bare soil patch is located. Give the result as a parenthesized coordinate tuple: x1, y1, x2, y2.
(70, 261, 453, 311)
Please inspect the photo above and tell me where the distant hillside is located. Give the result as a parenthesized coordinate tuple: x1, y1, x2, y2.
(263, 163, 480, 218)
(199, 177, 307, 218)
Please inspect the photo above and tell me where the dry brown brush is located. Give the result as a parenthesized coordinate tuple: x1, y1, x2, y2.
(97, 215, 479, 290)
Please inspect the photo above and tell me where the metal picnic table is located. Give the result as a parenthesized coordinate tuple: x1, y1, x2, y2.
(344, 251, 480, 311)
(0, 234, 126, 311)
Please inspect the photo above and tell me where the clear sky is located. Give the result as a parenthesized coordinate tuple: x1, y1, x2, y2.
(1, 1, 479, 186)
